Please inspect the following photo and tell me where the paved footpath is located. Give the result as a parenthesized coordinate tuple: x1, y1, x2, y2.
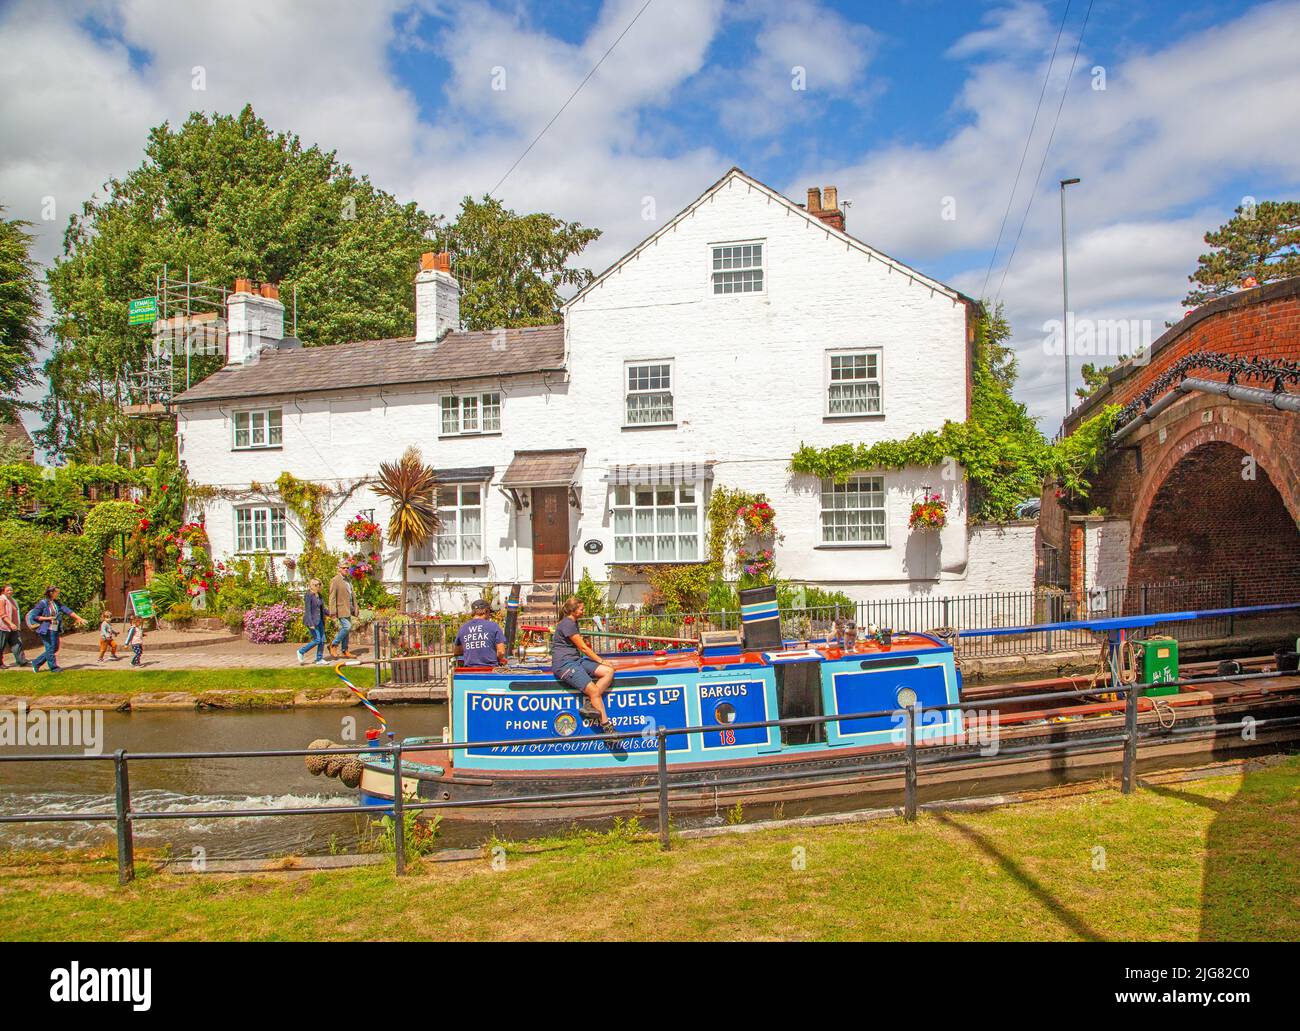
(0, 627, 371, 672)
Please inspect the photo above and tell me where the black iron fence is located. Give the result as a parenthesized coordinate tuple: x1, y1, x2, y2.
(369, 616, 454, 690)
(4, 669, 1299, 882)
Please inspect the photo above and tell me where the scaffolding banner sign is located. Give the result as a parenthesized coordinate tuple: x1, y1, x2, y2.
(128, 297, 157, 325)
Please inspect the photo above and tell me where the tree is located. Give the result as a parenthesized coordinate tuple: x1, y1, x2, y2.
(0, 207, 41, 422)
(372, 446, 438, 613)
(42, 106, 438, 462)
(1075, 361, 1115, 400)
(41, 106, 604, 462)
(1182, 200, 1300, 307)
(430, 195, 600, 331)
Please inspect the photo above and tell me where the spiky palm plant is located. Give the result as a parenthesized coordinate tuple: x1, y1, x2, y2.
(372, 446, 439, 613)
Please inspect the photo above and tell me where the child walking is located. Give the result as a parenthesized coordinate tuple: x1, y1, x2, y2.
(98, 610, 119, 662)
(125, 618, 144, 666)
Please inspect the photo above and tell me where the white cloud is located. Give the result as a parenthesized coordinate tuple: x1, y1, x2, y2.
(794, 0, 1300, 428)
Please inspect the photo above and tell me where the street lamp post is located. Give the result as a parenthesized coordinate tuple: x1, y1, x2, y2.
(1060, 177, 1080, 420)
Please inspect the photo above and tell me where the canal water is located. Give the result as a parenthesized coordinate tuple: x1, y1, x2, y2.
(0, 706, 501, 859)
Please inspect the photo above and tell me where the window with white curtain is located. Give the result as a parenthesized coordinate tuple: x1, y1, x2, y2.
(819, 476, 886, 545)
(232, 408, 283, 449)
(826, 350, 883, 416)
(235, 505, 288, 553)
(624, 361, 674, 426)
(612, 483, 700, 562)
(440, 392, 501, 435)
(413, 484, 485, 563)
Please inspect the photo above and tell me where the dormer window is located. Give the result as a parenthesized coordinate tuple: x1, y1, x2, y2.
(711, 242, 764, 294)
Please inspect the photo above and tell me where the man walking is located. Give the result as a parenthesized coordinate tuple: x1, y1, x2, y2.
(0, 584, 26, 669)
(328, 564, 358, 659)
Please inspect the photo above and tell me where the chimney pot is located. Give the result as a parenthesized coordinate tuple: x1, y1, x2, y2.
(259, 282, 279, 301)
(807, 187, 822, 213)
(234, 278, 253, 295)
(420, 251, 436, 271)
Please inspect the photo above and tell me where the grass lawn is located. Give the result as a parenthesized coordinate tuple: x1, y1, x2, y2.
(0, 666, 340, 698)
(1, 756, 1296, 941)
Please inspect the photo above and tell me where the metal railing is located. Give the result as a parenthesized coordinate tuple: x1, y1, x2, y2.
(4, 670, 1299, 882)
(369, 616, 455, 689)
(580, 574, 1300, 659)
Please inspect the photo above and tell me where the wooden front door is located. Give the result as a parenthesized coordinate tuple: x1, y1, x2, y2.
(531, 487, 570, 582)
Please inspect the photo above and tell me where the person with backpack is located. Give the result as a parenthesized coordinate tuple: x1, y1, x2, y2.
(28, 586, 87, 673)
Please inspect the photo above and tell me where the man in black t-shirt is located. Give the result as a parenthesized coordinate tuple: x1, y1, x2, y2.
(551, 596, 616, 732)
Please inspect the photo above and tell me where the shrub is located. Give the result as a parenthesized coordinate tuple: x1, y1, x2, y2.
(0, 519, 103, 613)
(163, 602, 195, 628)
(147, 571, 186, 617)
(243, 602, 302, 644)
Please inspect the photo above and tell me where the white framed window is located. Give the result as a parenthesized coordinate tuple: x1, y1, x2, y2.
(819, 476, 886, 545)
(440, 392, 501, 435)
(414, 484, 485, 564)
(232, 407, 283, 449)
(612, 483, 701, 563)
(826, 350, 883, 416)
(711, 241, 764, 294)
(624, 361, 674, 426)
(235, 504, 288, 553)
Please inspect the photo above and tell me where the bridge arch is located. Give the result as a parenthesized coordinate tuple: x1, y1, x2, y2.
(1128, 407, 1300, 595)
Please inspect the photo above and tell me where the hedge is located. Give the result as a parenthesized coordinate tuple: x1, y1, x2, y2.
(0, 519, 104, 613)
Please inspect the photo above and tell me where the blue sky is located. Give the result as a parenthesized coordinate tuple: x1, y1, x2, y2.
(3, 0, 1299, 434)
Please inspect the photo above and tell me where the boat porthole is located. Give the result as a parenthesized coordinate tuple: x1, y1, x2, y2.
(896, 687, 918, 709)
(714, 702, 737, 725)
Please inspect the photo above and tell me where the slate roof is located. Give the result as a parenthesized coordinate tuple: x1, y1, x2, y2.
(500, 449, 586, 487)
(173, 324, 566, 405)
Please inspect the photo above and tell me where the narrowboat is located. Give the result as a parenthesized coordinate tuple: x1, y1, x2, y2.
(347, 595, 1300, 825)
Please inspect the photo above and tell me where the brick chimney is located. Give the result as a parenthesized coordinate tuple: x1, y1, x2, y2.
(226, 279, 284, 365)
(415, 251, 460, 343)
(804, 185, 845, 231)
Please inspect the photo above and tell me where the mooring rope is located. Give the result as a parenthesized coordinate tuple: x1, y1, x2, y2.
(334, 661, 387, 730)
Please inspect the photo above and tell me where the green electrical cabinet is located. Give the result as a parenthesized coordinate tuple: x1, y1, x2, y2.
(1135, 637, 1179, 696)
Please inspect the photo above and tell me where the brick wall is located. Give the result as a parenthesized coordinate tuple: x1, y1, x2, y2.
(1041, 278, 1300, 596)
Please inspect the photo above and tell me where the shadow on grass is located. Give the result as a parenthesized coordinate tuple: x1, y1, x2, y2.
(1142, 767, 1300, 942)
(932, 812, 1107, 941)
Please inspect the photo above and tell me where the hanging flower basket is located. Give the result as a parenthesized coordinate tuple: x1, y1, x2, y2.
(344, 513, 383, 545)
(908, 493, 948, 532)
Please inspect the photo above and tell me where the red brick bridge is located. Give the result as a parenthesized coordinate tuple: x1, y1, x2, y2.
(1040, 278, 1300, 616)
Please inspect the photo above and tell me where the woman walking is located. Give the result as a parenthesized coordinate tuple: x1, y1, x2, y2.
(297, 578, 328, 665)
(28, 586, 87, 673)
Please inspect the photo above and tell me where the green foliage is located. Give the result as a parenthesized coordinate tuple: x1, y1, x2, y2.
(574, 569, 608, 616)
(357, 578, 398, 610)
(776, 583, 855, 613)
(146, 571, 186, 617)
(1183, 200, 1300, 307)
(368, 805, 442, 860)
(162, 601, 195, 627)
(40, 107, 605, 462)
(1075, 362, 1115, 401)
(143, 448, 186, 542)
(208, 558, 293, 617)
(0, 208, 42, 422)
(82, 500, 143, 544)
(431, 195, 601, 330)
(641, 563, 713, 613)
(0, 461, 150, 528)
(0, 520, 103, 612)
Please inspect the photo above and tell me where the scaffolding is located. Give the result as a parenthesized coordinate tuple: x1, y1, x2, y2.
(120, 266, 228, 417)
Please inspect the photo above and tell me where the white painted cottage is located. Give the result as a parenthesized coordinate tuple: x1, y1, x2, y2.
(174, 168, 980, 609)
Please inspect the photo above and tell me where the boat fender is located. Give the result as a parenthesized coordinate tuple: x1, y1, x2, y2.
(324, 754, 348, 778)
(305, 739, 336, 776)
(339, 758, 365, 788)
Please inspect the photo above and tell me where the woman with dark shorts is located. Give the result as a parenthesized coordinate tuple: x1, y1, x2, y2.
(551, 597, 616, 732)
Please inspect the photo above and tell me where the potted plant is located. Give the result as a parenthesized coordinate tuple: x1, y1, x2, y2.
(908, 492, 948, 532)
